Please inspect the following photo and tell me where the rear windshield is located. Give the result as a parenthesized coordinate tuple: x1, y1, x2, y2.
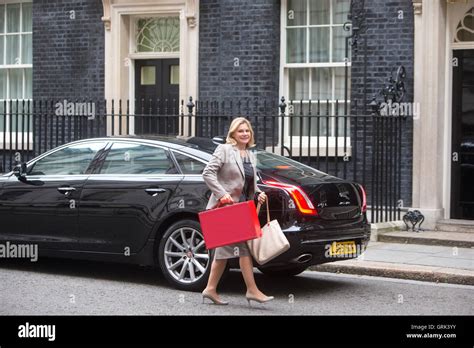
(255, 151, 317, 172)
(182, 138, 318, 173)
(182, 138, 220, 154)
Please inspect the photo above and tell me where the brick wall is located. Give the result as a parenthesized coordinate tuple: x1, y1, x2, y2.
(32, 0, 104, 100)
(26, 0, 414, 212)
(198, 0, 281, 146)
(351, 0, 414, 207)
(199, 0, 280, 102)
(32, 0, 105, 155)
(198, 0, 414, 210)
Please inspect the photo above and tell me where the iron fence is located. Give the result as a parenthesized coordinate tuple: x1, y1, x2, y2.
(0, 97, 409, 223)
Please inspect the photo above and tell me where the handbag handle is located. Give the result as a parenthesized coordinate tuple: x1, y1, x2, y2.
(256, 197, 271, 224)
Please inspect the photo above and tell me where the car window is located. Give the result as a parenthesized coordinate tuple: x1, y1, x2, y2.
(100, 143, 178, 175)
(29, 142, 107, 176)
(173, 152, 206, 174)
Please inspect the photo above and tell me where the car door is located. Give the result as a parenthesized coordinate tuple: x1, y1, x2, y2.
(170, 149, 211, 211)
(0, 141, 108, 250)
(77, 141, 184, 253)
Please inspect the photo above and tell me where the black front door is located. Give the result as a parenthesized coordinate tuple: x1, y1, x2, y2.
(135, 59, 179, 135)
(451, 49, 474, 220)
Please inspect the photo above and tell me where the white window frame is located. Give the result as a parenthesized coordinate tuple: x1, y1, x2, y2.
(276, 0, 351, 157)
(0, 0, 33, 150)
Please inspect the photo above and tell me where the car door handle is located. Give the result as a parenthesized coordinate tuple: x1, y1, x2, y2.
(145, 188, 166, 196)
(57, 187, 76, 196)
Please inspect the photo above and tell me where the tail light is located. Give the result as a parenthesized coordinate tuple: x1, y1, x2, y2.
(262, 180, 317, 216)
(358, 184, 367, 213)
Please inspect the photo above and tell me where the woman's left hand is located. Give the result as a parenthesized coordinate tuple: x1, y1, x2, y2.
(257, 192, 267, 205)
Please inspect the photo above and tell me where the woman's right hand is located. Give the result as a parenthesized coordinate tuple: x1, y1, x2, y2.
(219, 193, 234, 205)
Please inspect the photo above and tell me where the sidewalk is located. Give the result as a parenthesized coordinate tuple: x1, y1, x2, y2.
(310, 238, 474, 285)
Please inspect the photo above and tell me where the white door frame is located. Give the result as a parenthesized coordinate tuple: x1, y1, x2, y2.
(101, 0, 199, 136)
(443, 2, 474, 220)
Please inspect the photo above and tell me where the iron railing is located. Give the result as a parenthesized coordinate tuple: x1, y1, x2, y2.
(0, 97, 409, 223)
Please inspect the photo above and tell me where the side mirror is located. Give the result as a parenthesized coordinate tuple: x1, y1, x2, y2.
(13, 163, 27, 179)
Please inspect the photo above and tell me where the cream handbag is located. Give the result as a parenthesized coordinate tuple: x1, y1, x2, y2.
(247, 198, 290, 265)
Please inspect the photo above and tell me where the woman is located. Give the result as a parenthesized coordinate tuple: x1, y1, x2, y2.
(201, 117, 274, 306)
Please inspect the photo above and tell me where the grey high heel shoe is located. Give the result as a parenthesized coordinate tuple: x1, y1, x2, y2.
(246, 293, 274, 306)
(201, 290, 229, 305)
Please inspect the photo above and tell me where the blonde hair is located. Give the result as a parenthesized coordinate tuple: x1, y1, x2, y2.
(226, 117, 256, 148)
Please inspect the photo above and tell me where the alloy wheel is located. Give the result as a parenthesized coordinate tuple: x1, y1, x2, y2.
(163, 227, 210, 284)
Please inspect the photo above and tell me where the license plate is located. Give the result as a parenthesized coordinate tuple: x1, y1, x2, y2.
(329, 241, 357, 256)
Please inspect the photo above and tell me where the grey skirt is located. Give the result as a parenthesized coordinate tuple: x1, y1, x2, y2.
(214, 242, 250, 260)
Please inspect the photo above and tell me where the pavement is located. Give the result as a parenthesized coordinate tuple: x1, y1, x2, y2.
(311, 228, 474, 285)
(1, 257, 473, 315)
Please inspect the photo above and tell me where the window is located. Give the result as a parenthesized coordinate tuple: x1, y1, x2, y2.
(140, 66, 156, 85)
(100, 143, 177, 175)
(455, 8, 474, 43)
(29, 142, 107, 176)
(170, 65, 179, 84)
(135, 17, 180, 53)
(0, 1, 32, 133)
(283, 0, 351, 139)
(173, 151, 206, 174)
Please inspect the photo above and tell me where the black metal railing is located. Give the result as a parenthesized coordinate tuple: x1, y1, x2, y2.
(0, 97, 409, 223)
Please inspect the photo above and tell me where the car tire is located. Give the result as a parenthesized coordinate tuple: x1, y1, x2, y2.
(158, 219, 212, 292)
(258, 265, 308, 277)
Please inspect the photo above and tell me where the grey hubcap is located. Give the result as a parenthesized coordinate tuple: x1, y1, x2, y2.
(164, 227, 210, 284)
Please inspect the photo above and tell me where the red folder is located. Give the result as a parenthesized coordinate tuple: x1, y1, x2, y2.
(198, 200, 262, 249)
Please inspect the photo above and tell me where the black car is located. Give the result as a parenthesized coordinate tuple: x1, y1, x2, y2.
(0, 136, 370, 291)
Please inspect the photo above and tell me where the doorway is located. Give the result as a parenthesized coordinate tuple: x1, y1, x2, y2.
(134, 59, 179, 135)
(451, 49, 474, 220)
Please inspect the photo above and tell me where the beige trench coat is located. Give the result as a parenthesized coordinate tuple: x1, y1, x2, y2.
(202, 143, 262, 210)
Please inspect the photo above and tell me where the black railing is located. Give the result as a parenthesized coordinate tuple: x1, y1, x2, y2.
(0, 97, 409, 223)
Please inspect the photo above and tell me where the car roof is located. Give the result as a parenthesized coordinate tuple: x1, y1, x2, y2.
(62, 135, 221, 156)
(19, 135, 339, 183)
(109, 135, 211, 147)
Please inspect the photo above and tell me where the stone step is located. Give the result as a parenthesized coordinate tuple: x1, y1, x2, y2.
(377, 230, 474, 248)
(311, 260, 474, 286)
(436, 219, 474, 234)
